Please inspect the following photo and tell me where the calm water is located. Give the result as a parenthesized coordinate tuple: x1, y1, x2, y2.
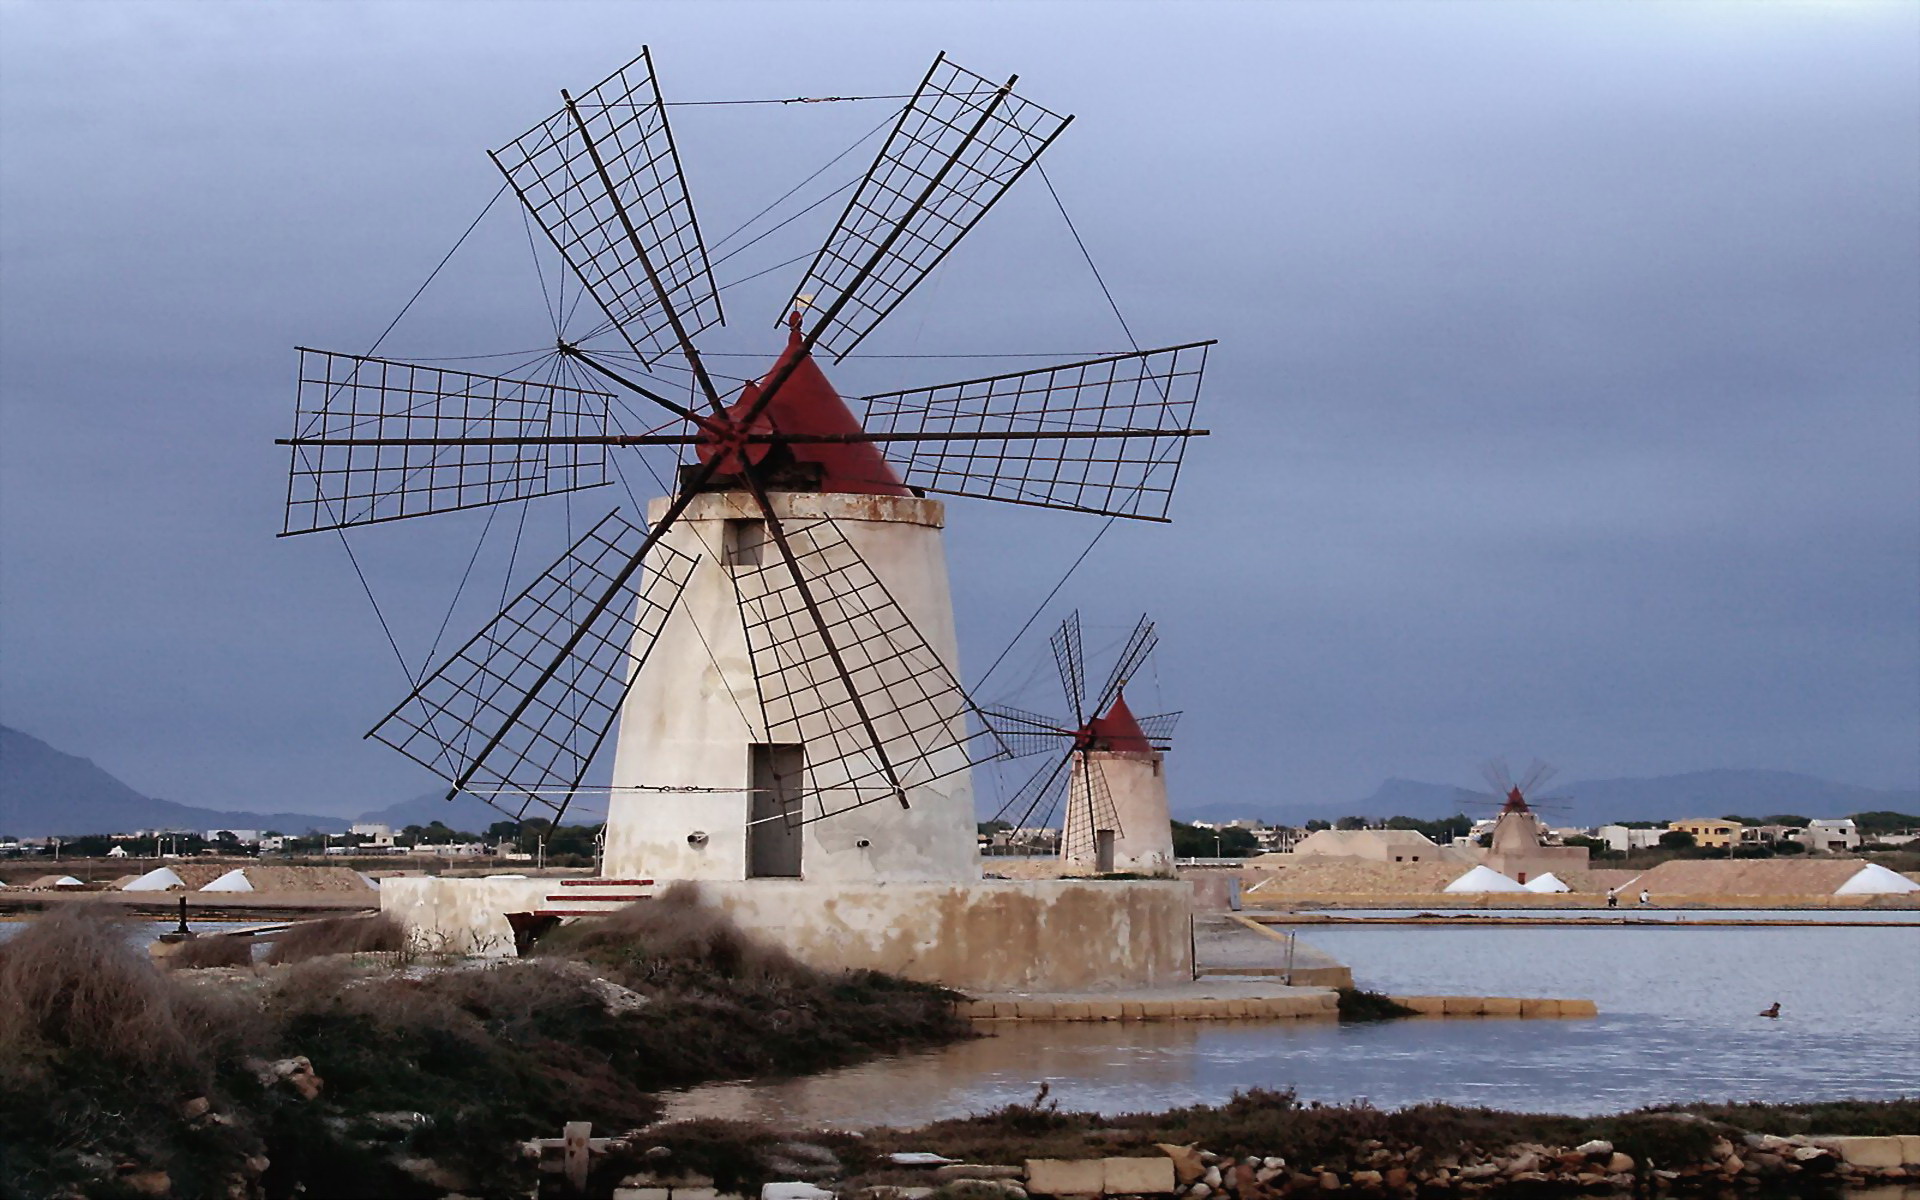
(665, 920, 1920, 1125)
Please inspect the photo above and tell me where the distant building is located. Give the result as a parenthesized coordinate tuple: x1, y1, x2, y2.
(1670, 818, 1742, 849)
(1598, 825, 1663, 854)
(350, 823, 396, 848)
(1794, 819, 1859, 853)
(206, 829, 260, 844)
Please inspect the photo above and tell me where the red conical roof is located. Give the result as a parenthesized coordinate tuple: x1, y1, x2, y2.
(718, 315, 908, 496)
(1083, 688, 1154, 754)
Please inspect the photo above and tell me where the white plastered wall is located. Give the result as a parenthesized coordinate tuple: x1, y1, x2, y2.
(601, 489, 979, 884)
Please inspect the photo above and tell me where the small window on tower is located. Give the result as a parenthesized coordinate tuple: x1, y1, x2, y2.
(724, 518, 766, 569)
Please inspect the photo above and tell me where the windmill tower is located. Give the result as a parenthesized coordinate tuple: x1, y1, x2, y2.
(1474, 759, 1588, 881)
(987, 614, 1181, 875)
(278, 51, 1213, 892)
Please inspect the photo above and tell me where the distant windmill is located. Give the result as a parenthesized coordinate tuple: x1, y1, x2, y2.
(277, 50, 1212, 882)
(985, 613, 1180, 874)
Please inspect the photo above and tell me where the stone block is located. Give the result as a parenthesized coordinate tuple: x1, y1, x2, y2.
(1056, 1002, 1094, 1022)
(764, 1186, 834, 1200)
(1557, 998, 1598, 1018)
(1898, 1135, 1920, 1165)
(1479, 997, 1522, 1017)
(1027, 1158, 1104, 1196)
(1226, 999, 1251, 1018)
(1140, 999, 1175, 1020)
(1518, 998, 1561, 1018)
(992, 1001, 1020, 1019)
(1016, 1000, 1057, 1020)
(1102, 1157, 1177, 1194)
(1088, 1001, 1125, 1022)
(1120, 1002, 1147, 1022)
(614, 1190, 671, 1200)
(1441, 996, 1484, 1016)
(1155, 1144, 1204, 1187)
(936, 1166, 1024, 1181)
(676, 1189, 723, 1200)
(1822, 1138, 1904, 1168)
(1395, 996, 1448, 1016)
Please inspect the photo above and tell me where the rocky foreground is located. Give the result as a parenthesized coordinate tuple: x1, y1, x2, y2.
(528, 1097, 1920, 1200)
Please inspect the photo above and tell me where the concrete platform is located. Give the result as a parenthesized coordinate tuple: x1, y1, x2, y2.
(958, 977, 1341, 1022)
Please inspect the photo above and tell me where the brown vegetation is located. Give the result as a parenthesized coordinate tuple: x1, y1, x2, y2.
(168, 931, 258, 969)
(264, 912, 404, 964)
(0, 886, 967, 1199)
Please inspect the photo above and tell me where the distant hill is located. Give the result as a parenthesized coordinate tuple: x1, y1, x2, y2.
(1175, 769, 1919, 829)
(356, 789, 514, 833)
(0, 724, 348, 838)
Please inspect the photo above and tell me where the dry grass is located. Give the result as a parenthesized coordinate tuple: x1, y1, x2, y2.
(537, 880, 810, 981)
(264, 912, 404, 964)
(0, 904, 201, 1075)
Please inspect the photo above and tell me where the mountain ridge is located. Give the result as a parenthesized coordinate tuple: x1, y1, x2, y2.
(0, 725, 349, 838)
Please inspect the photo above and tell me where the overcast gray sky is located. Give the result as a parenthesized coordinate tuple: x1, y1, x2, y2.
(2, 0, 1915, 820)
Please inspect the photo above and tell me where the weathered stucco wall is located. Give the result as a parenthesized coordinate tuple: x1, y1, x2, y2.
(698, 879, 1193, 991)
(1062, 751, 1175, 875)
(381, 876, 1195, 991)
(603, 490, 979, 885)
(381, 875, 550, 957)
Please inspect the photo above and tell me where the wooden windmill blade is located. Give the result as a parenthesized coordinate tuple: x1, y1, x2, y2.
(366, 510, 698, 824)
(860, 342, 1212, 521)
(1061, 752, 1124, 859)
(1090, 614, 1156, 718)
(979, 703, 1075, 759)
(728, 510, 1006, 824)
(784, 54, 1073, 362)
(491, 47, 727, 404)
(995, 747, 1074, 832)
(1134, 710, 1182, 747)
(279, 348, 620, 536)
(1050, 610, 1086, 726)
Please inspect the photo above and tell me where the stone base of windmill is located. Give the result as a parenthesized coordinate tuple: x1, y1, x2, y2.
(379, 874, 1195, 992)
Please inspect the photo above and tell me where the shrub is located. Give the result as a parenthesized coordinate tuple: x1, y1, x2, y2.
(537, 881, 812, 984)
(1336, 987, 1416, 1022)
(168, 932, 257, 970)
(265, 913, 405, 964)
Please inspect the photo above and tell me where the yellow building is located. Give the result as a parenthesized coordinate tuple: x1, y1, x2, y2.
(1670, 818, 1744, 849)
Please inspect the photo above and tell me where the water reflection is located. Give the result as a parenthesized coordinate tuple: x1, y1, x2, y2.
(666, 922, 1920, 1126)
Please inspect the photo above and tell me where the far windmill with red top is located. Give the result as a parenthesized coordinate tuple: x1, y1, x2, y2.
(986, 613, 1181, 875)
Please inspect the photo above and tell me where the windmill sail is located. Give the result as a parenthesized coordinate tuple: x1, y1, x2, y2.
(861, 342, 1211, 521)
(1061, 752, 1123, 860)
(730, 516, 1001, 823)
(1091, 615, 1157, 717)
(368, 510, 697, 823)
(1049, 609, 1086, 725)
(1134, 710, 1182, 746)
(281, 348, 613, 535)
(785, 54, 1071, 361)
(492, 47, 723, 370)
(979, 703, 1074, 758)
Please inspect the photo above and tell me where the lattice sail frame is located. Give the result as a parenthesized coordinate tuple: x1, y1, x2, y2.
(862, 343, 1209, 521)
(368, 511, 697, 822)
(284, 349, 614, 535)
(491, 47, 723, 365)
(730, 516, 999, 823)
(1062, 751, 1121, 859)
(786, 54, 1072, 362)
